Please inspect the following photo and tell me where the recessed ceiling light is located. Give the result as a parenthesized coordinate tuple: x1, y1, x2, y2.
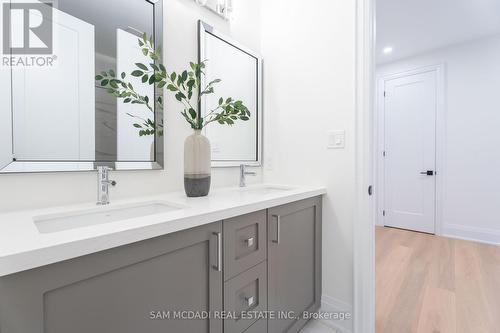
(383, 47, 393, 54)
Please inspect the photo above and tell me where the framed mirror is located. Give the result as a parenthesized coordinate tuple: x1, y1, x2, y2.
(198, 21, 263, 167)
(0, 0, 163, 173)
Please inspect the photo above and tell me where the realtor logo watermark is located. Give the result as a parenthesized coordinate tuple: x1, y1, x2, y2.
(2, 0, 57, 67)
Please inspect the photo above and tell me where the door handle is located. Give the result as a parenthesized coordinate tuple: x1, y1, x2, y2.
(420, 170, 434, 176)
(213, 232, 222, 272)
(272, 215, 280, 244)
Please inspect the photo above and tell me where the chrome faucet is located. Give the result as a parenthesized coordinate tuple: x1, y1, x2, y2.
(239, 164, 256, 187)
(97, 166, 117, 205)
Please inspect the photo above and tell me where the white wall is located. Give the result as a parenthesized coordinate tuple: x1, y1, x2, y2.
(261, 0, 356, 329)
(377, 34, 500, 245)
(0, 0, 262, 213)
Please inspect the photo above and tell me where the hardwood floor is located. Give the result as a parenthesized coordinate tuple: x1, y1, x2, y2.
(376, 226, 500, 333)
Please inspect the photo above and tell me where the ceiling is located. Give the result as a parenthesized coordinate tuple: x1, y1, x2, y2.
(59, 0, 155, 58)
(376, 0, 500, 64)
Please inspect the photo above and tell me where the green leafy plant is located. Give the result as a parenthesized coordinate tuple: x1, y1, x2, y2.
(96, 33, 250, 135)
(95, 34, 163, 137)
(131, 34, 251, 130)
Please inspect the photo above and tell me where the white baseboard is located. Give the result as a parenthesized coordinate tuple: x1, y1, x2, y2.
(319, 295, 353, 333)
(442, 223, 500, 246)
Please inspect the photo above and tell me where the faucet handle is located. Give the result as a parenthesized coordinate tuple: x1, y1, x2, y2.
(239, 164, 257, 187)
(240, 164, 257, 175)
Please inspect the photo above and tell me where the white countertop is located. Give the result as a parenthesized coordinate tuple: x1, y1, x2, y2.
(0, 184, 326, 277)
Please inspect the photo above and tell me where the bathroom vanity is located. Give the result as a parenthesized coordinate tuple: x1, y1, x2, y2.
(1, 0, 325, 331)
(0, 185, 325, 333)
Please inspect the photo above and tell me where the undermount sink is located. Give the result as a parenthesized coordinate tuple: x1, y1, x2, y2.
(236, 185, 294, 195)
(34, 201, 184, 234)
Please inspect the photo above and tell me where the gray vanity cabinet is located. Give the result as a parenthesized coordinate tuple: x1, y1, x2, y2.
(267, 197, 322, 333)
(0, 222, 223, 333)
(0, 196, 323, 333)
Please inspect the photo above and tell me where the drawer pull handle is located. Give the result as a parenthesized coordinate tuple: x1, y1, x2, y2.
(245, 237, 255, 247)
(213, 232, 222, 272)
(272, 215, 281, 244)
(245, 296, 255, 307)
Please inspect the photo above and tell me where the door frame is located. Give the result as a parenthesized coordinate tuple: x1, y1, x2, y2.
(353, 0, 376, 332)
(353, 1, 447, 331)
(374, 64, 445, 235)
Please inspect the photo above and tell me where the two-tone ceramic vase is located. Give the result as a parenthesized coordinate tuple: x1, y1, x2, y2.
(184, 130, 211, 197)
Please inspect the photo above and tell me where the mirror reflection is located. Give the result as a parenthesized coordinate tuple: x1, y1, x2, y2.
(198, 21, 262, 167)
(0, 0, 163, 173)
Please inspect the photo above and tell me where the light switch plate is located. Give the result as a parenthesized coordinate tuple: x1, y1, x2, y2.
(327, 130, 345, 149)
(265, 156, 273, 171)
(211, 141, 221, 153)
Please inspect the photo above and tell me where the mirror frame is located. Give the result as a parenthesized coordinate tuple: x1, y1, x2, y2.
(1, 0, 164, 174)
(198, 20, 263, 168)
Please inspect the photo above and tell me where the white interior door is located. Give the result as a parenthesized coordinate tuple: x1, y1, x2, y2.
(12, 8, 95, 161)
(0, 66, 12, 169)
(383, 70, 437, 234)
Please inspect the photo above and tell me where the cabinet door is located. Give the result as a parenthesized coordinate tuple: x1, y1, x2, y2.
(268, 197, 322, 333)
(0, 222, 223, 333)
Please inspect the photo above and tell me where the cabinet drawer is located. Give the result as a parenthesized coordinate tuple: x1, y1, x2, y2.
(223, 210, 267, 280)
(224, 261, 267, 333)
(243, 319, 267, 333)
